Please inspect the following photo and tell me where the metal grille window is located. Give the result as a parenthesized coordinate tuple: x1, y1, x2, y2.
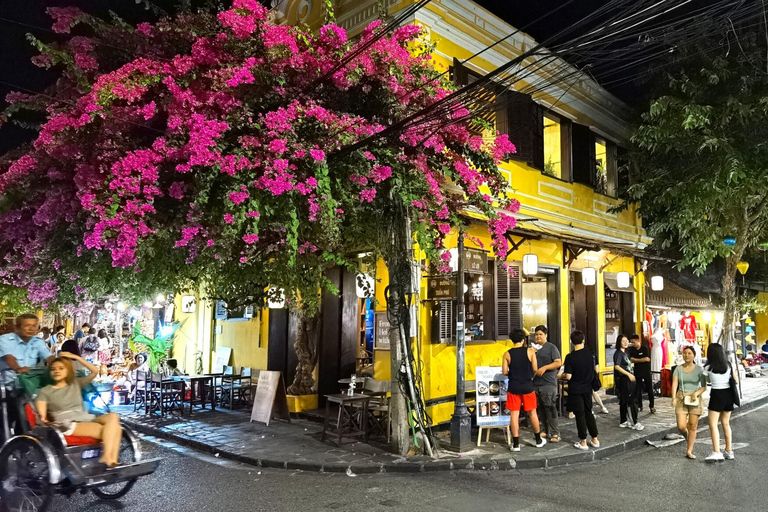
(438, 300, 453, 343)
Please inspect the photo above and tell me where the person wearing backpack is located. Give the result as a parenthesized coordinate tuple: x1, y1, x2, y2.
(81, 327, 100, 363)
(704, 343, 739, 462)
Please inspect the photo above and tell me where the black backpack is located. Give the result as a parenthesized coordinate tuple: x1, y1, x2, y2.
(83, 335, 100, 352)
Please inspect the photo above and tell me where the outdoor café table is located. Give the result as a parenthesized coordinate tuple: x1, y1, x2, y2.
(183, 374, 218, 414)
(160, 376, 186, 416)
(322, 393, 371, 446)
(220, 374, 249, 409)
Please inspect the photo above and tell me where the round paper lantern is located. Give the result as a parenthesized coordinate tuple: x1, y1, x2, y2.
(582, 267, 596, 286)
(522, 254, 538, 276)
(616, 271, 631, 288)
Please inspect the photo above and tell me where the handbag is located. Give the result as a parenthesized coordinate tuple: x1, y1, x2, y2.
(729, 364, 741, 407)
(83, 336, 100, 352)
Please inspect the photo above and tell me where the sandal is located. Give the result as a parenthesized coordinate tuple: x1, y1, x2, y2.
(550, 435, 560, 443)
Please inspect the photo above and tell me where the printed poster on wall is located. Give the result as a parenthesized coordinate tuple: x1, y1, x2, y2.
(475, 366, 510, 427)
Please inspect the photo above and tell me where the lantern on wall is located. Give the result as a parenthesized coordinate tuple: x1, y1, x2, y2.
(616, 271, 631, 289)
(723, 237, 736, 246)
(582, 267, 597, 286)
(522, 254, 538, 276)
(267, 287, 286, 309)
(737, 261, 750, 275)
(650, 276, 664, 291)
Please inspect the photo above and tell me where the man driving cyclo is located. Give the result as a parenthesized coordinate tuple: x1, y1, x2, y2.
(0, 313, 122, 466)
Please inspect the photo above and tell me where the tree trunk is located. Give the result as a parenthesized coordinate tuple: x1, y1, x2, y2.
(387, 288, 410, 456)
(287, 312, 321, 395)
(717, 235, 748, 356)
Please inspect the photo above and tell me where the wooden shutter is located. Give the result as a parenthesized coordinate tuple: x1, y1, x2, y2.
(617, 146, 630, 190)
(560, 117, 573, 181)
(495, 262, 522, 340)
(495, 91, 509, 139)
(439, 300, 453, 343)
(572, 123, 595, 186)
(452, 57, 468, 87)
(530, 103, 545, 170)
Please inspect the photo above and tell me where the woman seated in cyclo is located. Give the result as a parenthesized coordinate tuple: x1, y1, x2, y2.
(35, 352, 123, 467)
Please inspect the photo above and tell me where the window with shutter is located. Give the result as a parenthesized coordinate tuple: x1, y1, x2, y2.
(617, 146, 630, 190)
(495, 261, 522, 340)
(530, 104, 545, 170)
(438, 300, 453, 343)
(572, 123, 595, 187)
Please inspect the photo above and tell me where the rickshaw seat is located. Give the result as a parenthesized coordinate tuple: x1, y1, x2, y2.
(24, 403, 100, 447)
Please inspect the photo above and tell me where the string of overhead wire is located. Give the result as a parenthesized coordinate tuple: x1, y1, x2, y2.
(334, 0, 761, 156)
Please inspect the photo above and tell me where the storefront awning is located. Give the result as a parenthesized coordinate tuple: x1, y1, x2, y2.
(646, 281, 721, 310)
(604, 275, 632, 292)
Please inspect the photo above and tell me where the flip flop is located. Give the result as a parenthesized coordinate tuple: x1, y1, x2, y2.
(686, 453, 697, 460)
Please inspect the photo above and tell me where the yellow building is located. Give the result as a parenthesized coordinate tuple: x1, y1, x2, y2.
(168, 0, 653, 422)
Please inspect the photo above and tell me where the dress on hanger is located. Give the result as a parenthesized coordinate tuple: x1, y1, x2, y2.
(681, 315, 697, 343)
(651, 328, 664, 372)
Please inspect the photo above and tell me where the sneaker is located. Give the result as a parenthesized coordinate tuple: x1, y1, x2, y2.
(510, 445, 521, 452)
(535, 438, 547, 448)
(600, 407, 609, 414)
(619, 422, 630, 428)
(724, 451, 735, 460)
(650, 407, 656, 414)
(632, 422, 645, 431)
(705, 451, 725, 463)
(574, 442, 589, 451)
(589, 439, 600, 448)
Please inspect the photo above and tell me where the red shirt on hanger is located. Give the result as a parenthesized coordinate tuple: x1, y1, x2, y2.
(681, 315, 697, 342)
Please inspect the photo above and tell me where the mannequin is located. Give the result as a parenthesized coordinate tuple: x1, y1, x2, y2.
(680, 311, 697, 344)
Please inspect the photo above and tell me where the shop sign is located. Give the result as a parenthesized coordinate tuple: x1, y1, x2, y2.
(374, 312, 391, 350)
(214, 301, 228, 320)
(475, 366, 510, 427)
(463, 248, 488, 274)
(427, 276, 457, 300)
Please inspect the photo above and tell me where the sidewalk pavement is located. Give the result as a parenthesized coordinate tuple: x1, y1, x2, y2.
(115, 375, 768, 473)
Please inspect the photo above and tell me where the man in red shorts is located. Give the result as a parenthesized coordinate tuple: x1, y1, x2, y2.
(502, 328, 547, 451)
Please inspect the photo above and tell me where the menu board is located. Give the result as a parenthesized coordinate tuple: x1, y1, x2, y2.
(250, 371, 290, 426)
(374, 312, 390, 350)
(475, 366, 510, 427)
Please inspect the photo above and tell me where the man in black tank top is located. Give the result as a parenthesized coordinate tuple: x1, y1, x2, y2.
(502, 329, 547, 451)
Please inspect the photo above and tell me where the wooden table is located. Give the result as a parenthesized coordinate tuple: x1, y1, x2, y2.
(322, 393, 371, 446)
(181, 374, 218, 414)
(160, 377, 187, 416)
(220, 375, 251, 410)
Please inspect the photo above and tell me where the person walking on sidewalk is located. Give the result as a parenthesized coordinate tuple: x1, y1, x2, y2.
(532, 325, 562, 443)
(672, 345, 707, 459)
(503, 328, 547, 452)
(629, 334, 655, 413)
(703, 343, 739, 462)
(563, 331, 600, 450)
(614, 335, 643, 430)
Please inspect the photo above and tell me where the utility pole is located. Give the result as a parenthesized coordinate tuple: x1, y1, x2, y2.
(450, 231, 471, 450)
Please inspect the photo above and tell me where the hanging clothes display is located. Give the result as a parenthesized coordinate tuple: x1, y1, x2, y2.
(680, 313, 697, 343)
(651, 328, 664, 372)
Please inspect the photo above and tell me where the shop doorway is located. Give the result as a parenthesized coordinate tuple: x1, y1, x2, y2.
(522, 266, 560, 345)
(570, 270, 598, 362)
(267, 308, 298, 386)
(603, 274, 636, 366)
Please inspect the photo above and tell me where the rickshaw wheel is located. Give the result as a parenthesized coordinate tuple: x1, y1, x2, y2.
(91, 430, 137, 500)
(0, 437, 53, 512)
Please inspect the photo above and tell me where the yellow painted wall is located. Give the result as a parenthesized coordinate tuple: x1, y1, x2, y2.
(213, 311, 269, 372)
(756, 292, 768, 348)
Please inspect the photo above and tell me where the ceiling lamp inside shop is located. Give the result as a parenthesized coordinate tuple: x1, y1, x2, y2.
(582, 267, 597, 286)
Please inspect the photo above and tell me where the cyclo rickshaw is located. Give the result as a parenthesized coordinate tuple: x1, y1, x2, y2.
(0, 368, 159, 511)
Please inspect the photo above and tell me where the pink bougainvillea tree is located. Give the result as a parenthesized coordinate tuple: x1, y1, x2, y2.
(0, 2, 519, 394)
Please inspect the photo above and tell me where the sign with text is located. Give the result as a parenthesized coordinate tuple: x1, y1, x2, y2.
(213, 346, 232, 374)
(374, 312, 390, 350)
(475, 366, 510, 427)
(463, 248, 488, 274)
(250, 370, 291, 426)
(427, 276, 457, 300)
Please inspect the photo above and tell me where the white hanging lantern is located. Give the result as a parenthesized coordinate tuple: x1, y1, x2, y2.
(448, 248, 459, 271)
(522, 254, 538, 276)
(651, 275, 664, 291)
(267, 287, 286, 309)
(355, 273, 375, 299)
(616, 271, 631, 289)
(582, 267, 597, 286)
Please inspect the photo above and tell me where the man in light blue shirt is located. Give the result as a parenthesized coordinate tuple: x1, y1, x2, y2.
(0, 313, 53, 384)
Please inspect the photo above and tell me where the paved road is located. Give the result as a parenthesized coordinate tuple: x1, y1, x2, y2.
(48, 404, 766, 512)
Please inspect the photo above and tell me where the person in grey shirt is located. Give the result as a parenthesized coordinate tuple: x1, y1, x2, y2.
(533, 325, 562, 442)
